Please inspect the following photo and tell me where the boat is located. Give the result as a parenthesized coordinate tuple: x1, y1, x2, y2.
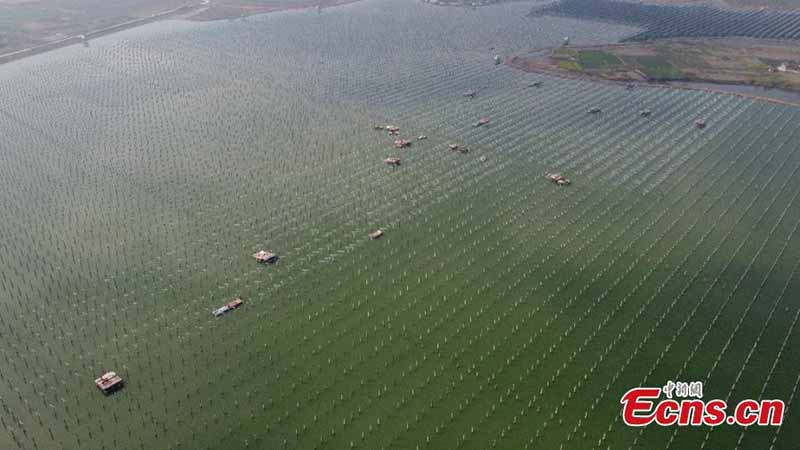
(369, 229, 384, 240)
(384, 157, 401, 166)
(494, 55, 502, 65)
(545, 173, 571, 186)
(95, 371, 124, 395)
(417, 135, 428, 140)
(479, 156, 487, 163)
(695, 119, 706, 129)
(588, 107, 602, 114)
(640, 109, 652, 117)
(394, 139, 411, 148)
(463, 90, 477, 98)
(528, 81, 542, 88)
(212, 297, 244, 318)
(448, 144, 460, 151)
(253, 250, 278, 264)
(473, 117, 490, 127)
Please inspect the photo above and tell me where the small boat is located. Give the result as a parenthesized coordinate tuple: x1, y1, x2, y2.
(545, 173, 571, 186)
(493, 55, 502, 65)
(463, 90, 477, 98)
(417, 135, 428, 141)
(640, 109, 652, 117)
(479, 156, 487, 163)
(473, 117, 490, 127)
(253, 250, 278, 264)
(384, 157, 401, 166)
(695, 119, 706, 129)
(528, 81, 542, 88)
(448, 144, 460, 151)
(588, 107, 602, 114)
(212, 297, 244, 318)
(394, 139, 411, 148)
(369, 229, 384, 240)
(95, 371, 124, 395)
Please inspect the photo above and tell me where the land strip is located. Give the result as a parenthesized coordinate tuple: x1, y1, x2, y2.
(0, 0, 362, 65)
(509, 38, 800, 105)
(187, 0, 362, 21)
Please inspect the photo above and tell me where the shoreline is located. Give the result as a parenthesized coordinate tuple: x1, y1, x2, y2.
(186, 0, 363, 21)
(0, 0, 362, 67)
(507, 55, 800, 107)
(0, 2, 206, 66)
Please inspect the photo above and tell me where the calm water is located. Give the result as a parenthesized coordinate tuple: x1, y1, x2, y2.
(0, 1, 798, 449)
(670, 80, 800, 105)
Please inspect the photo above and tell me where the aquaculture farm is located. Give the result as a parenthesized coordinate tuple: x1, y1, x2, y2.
(531, 0, 800, 41)
(0, 1, 799, 450)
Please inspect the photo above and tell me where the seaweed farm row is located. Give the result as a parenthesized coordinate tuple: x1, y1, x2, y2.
(531, 0, 800, 41)
(0, 1, 798, 449)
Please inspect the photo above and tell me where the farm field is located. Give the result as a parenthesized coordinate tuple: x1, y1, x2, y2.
(0, 1, 799, 450)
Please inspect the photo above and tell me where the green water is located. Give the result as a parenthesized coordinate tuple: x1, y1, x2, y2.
(0, 1, 798, 449)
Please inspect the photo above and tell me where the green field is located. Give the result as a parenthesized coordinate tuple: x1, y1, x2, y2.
(625, 54, 686, 79)
(0, 1, 799, 450)
(577, 49, 623, 69)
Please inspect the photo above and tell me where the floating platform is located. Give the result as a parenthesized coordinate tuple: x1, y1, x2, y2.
(212, 297, 244, 317)
(369, 229, 384, 240)
(253, 250, 278, 264)
(545, 173, 571, 186)
(447, 144, 469, 153)
(95, 371, 124, 395)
